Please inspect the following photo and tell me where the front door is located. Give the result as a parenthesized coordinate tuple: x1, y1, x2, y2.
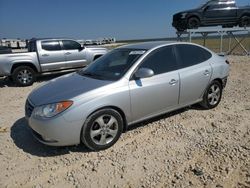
(129, 45, 179, 122)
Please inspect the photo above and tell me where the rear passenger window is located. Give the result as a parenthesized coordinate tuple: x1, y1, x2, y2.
(175, 44, 212, 68)
(28, 41, 36, 52)
(139, 46, 177, 75)
(41, 41, 61, 51)
(62, 40, 81, 50)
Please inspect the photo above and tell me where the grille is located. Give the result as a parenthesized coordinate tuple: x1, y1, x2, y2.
(25, 100, 34, 118)
(173, 14, 181, 20)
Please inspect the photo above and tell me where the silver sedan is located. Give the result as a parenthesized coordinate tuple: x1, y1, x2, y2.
(25, 41, 230, 151)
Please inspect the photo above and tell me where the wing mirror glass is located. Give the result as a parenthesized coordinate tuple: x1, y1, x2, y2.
(134, 68, 154, 79)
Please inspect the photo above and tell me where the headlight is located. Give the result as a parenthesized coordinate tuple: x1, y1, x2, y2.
(33, 101, 73, 118)
(181, 13, 187, 18)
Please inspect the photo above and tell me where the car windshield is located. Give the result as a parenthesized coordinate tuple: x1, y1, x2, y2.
(78, 48, 147, 81)
(197, 0, 210, 9)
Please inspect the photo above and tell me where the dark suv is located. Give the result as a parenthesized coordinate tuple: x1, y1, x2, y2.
(172, 0, 250, 31)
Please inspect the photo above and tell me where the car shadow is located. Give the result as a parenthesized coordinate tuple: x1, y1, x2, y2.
(11, 105, 204, 157)
(10, 117, 91, 157)
(0, 77, 16, 87)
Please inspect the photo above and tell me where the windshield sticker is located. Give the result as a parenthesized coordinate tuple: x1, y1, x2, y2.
(129, 50, 146, 55)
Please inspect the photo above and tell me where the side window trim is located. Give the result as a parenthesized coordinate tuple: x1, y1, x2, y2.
(174, 44, 212, 69)
(173, 44, 183, 70)
(41, 40, 62, 51)
(62, 40, 81, 50)
(130, 45, 178, 80)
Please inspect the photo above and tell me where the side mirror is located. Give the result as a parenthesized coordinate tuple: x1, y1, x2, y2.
(203, 6, 209, 11)
(134, 68, 154, 79)
(78, 46, 84, 51)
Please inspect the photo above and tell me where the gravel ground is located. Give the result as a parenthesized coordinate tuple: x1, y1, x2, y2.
(0, 55, 249, 188)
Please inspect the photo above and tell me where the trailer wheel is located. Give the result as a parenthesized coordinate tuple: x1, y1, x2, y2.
(12, 66, 36, 86)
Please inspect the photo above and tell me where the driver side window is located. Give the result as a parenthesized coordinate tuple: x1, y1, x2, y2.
(139, 46, 177, 76)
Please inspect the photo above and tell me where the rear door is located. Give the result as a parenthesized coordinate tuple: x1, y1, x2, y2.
(174, 44, 212, 106)
(129, 45, 180, 121)
(38, 40, 66, 71)
(62, 40, 88, 68)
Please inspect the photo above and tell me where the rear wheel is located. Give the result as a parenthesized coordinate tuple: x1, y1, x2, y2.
(200, 80, 222, 109)
(187, 17, 200, 29)
(239, 16, 250, 27)
(12, 66, 36, 86)
(81, 108, 123, 151)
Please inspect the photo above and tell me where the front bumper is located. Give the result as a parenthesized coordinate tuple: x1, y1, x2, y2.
(25, 101, 84, 146)
(26, 115, 84, 146)
(172, 18, 187, 30)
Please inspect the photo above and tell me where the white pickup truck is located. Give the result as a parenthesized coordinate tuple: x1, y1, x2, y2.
(0, 38, 108, 86)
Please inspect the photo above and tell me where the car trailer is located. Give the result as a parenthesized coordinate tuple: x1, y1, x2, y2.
(176, 27, 250, 55)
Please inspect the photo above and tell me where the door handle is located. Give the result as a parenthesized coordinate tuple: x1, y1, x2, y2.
(65, 52, 71, 55)
(42, 54, 49, 57)
(169, 79, 178, 85)
(203, 70, 210, 76)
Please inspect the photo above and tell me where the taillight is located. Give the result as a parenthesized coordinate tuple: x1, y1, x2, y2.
(225, 60, 230, 65)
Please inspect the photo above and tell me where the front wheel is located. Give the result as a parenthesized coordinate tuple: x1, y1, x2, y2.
(12, 66, 36, 86)
(81, 109, 123, 151)
(187, 17, 200, 29)
(200, 80, 223, 109)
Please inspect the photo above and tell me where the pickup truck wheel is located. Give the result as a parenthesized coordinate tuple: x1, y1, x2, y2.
(12, 66, 36, 86)
(187, 17, 200, 29)
(240, 16, 250, 27)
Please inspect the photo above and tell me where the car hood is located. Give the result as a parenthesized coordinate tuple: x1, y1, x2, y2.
(28, 72, 113, 106)
(175, 8, 199, 15)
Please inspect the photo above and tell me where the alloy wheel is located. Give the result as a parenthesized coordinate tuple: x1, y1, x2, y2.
(17, 69, 33, 84)
(208, 84, 221, 106)
(90, 115, 119, 145)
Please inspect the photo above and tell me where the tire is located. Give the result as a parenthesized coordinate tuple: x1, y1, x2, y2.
(187, 17, 200, 29)
(12, 66, 36, 86)
(239, 16, 250, 27)
(81, 108, 123, 151)
(200, 80, 223, 109)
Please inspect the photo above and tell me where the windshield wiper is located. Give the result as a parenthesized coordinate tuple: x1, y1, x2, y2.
(78, 71, 106, 80)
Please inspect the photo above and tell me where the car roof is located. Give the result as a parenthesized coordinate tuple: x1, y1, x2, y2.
(29, 38, 74, 42)
(118, 41, 178, 50)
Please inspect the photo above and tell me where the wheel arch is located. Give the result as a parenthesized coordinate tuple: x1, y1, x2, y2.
(187, 14, 201, 22)
(86, 105, 128, 132)
(93, 54, 103, 61)
(11, 62, 39, 74)
(239, 12, 250, 19)
(212, 78, 223, 87)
